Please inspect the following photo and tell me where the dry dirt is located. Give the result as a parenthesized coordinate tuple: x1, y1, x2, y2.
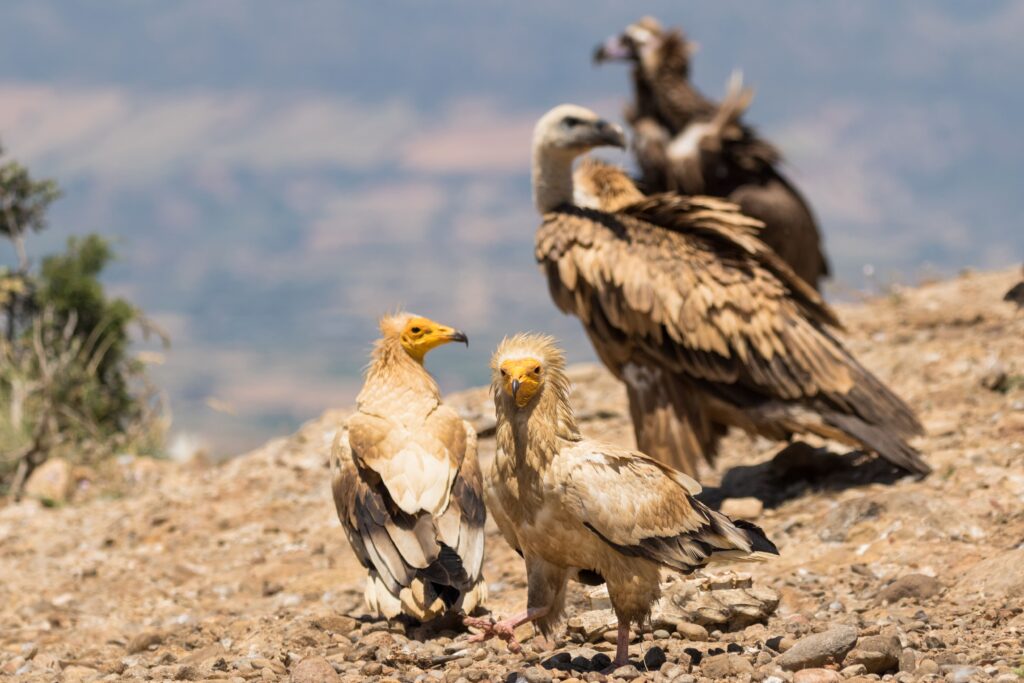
(1, 268, 1023, 683)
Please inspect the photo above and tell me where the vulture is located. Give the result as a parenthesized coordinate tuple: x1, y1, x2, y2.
(531, 103, 929, 478)
(1005, 268, 1024, 308)
(331, 313, 487, 621)
(467, 333, 777, 671)
(594, 16, 830, 290)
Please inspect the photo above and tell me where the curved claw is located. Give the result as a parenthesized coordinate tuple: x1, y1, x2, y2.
(462, 615, 522, 652)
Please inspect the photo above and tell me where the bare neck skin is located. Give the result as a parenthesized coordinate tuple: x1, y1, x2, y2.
(532, 146, 578, 214)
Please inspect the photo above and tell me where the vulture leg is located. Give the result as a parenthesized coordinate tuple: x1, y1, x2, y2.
(600, 619, 633, 672)
(463, 606, 550, 653)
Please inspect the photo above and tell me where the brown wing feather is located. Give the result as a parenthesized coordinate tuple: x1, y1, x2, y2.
(536, 202, 927, 474)
(561, 440, 777, 573)
(331, 414, 487, 611)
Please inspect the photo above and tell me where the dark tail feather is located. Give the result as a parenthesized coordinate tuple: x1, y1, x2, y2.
(734, 519, 779, 556)
(823, 411, 930, 476)
(419, 544, 470, 590)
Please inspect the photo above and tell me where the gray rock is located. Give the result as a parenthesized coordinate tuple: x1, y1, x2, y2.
(944, 666, 985, 683)
(877, 574, 942, 604)
(845, 634, 901, 674)
(775, 626, 859, 671)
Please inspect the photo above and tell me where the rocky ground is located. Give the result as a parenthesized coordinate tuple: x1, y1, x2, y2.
(1, 268, 1023, 683)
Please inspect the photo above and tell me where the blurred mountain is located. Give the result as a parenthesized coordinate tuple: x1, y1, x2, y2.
(1, 1, 1021, 454)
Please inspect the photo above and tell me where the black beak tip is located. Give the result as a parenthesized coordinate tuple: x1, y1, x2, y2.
(511, 379, 521, 400)
(451, 331, 469, 347)
(593, 46, 607, 64)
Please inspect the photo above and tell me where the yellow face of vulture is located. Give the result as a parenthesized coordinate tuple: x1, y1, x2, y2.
(399, 316, 468, 363)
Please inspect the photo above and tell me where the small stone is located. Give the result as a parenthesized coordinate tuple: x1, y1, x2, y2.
(917, 659, 939, 675)
(523, 666, 553, 683)
(700, 653, 753, 678)
(876, 575, 942, 604)
(841, 664, 868, 676)
(899, 649, 916, 673)
(610, 664, 641, 680)
(174, 665, 200, 681)
(653, 629, 671, 640)
(793, 669, 842, 683)
(945, 666, 984, 683)
(643, 647, 667, 671)
(290, 656, 341, 683)
(127, 630, 164, 654)
(720, 497, 764, 520)
(675, 623, 708, 641)
(776, 626, 859, 671)
(361, 661, 383, 675)
(62, 665, 99, 683)
(23, 457, 73, 503)
(845, 634, 901, 674)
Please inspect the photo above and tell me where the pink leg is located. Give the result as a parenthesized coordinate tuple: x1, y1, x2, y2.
(601, 619, 632, 673)
(463, 606, 550, 653)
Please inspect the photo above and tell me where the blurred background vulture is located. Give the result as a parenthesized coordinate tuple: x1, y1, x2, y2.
(532, 104, 929, 479)
(594, 16, 830, 291)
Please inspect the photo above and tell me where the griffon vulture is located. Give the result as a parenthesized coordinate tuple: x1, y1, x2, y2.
(531, 103, 928, 478)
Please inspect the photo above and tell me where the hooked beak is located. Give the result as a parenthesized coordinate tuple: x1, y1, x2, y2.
(595, 119, 627, 149)
(510, 379, 521, 401)
(593, 35, 633, 64)
(447, 330, 469, 347)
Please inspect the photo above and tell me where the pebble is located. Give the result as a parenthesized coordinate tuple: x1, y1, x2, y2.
(876, 575, 942, 604)
(917, 659, 939, 675)
(642, 646, 667, 671)
(793, 669, 842, 683)
(290, 656, 341, 683)
(945, 666, 985, 683)
(610, 665, 641, 680)
(653, 629, 671, 640)
(674, 623, 708, 641)
(776, 626, 858, 671)
(522, 666, 553, 683)
(127, 630, 164, 654)
(845, 634, 901, 674)
(700, 653, 753, 678)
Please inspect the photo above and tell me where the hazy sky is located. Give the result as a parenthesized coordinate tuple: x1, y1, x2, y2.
(1, 2, 1021, 455)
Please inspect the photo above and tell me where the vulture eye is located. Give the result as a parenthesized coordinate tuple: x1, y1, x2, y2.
(563, 116, 584, 128)
(410, 327, 421, 334)
(533, 366, 541, 374)
(500, 369, 508, 377)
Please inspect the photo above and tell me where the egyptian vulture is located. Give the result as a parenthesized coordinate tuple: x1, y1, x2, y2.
(331, 313, 486, 621)
(467, 333, 777, 671)
(594, 16, 830, 290)
(531, 103, 929, 478)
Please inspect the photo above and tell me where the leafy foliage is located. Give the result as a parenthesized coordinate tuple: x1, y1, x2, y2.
(0, 141, 166, 497)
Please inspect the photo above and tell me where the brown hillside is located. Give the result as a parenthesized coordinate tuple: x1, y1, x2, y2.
(1, 268, 1022, 682)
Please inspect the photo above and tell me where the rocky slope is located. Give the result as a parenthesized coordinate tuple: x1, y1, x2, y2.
(1, 268, 1022, 683)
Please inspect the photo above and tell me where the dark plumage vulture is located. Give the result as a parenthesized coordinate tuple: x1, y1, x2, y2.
(1005, 269, 1024, 308)
(594, 17, 830, 291)
(532, 104, 928, 478)
(331, 313, 486, 621)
